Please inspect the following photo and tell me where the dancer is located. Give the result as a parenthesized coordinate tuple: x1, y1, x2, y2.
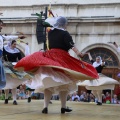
(3, 40, 31, 105)
(24, 43, 34, 103)
(0, 19, 25, 89)
(112, 42, 120, 52)
(77, 52, 119, 105)
(14, 16, 98, 114)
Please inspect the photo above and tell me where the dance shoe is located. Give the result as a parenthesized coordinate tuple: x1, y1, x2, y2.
(49, 101, 52, 104)
(97, 102, 102, 105)
(4, 99, 8, 104)
(28, 97, 31, 103)
(13, 100, 18, 105)
(42, 107, 48, 114)
(61, 107, 72, 114)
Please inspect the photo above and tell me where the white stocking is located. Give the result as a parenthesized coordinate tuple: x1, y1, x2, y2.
(59, 91, 68, 108)
(97, 90, 102, 103)
(12, 88, 17, 101)
(28, 91, 32, 98)
(92, 90, 98, 98)
(4, 89, 9, 99)
(44, 89, 52, 108)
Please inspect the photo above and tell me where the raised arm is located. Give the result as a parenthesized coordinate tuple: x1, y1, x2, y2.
(72, 47, 87, 58)
(87, 52, 93, 61)
(2, 35, 26, 41)
(113, 42, 118, 48)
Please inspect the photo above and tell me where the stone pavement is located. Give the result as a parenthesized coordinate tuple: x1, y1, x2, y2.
(0, 100, 119, 120)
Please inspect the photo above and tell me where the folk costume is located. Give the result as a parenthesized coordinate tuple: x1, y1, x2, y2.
(0, 35, 19, 89)
(14, 16, 98, 114)
(77, 56, 119, 105)
(3, 41, 32, 105)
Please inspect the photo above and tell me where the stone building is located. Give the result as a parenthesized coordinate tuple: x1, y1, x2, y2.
(0, 0, 120, 93)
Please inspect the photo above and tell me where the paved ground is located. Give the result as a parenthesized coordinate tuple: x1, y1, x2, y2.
(0, 100, 120, 120)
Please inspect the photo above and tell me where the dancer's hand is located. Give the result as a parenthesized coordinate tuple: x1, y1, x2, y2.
(77, 52, 87, 58)
(18, 35, 26, 39)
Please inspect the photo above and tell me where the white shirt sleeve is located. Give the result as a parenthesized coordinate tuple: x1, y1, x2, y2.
(2, 35, 18, 41)
(25, 45, 30, 56)
(117, 47, 120, 52)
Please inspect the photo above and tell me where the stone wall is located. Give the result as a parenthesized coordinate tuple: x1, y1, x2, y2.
(0, 0, 120, 64)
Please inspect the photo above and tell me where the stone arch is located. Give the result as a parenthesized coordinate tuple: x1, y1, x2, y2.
(81, 43, 120, 67)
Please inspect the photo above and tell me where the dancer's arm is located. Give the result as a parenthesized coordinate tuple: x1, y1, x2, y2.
(87, 52, 92, 61)
(72, 47, 87, 58)
(113, 42, 118, 48)
(2, 35, 26, 41)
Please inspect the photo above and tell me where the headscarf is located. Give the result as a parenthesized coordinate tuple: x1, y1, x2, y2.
(4, 40, 20, 53)
(93, 56, 103, 68)
(45, 16, 67, 31)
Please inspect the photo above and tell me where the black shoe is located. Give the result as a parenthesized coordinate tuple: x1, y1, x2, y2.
(42, 107, 48, 114)
(4, 99, 8, 104)
(97, 102, 102, 105)
(61, 107, 72, 114)
(13, 100, 18, 105)
(28, 97, 31, 103)
(49, 101, 52, 104)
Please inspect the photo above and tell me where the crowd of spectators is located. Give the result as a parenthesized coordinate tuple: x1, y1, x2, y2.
(0, 87, 120, 104)
(66, 91, 120, 104)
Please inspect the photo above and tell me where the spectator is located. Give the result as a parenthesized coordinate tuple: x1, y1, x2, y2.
(80, 92, 86, 101)
(73, 97, 79, 102)
(18, 85, 26, 99)
(25, 91, 29, 99)
(112, 94, 119, 104)
(105, 92, 111, 104)
(89, 93, 95, 102)
(72, 91, 80, 101)
(102, 94, 106, 103)
(83, 94, 89, 102)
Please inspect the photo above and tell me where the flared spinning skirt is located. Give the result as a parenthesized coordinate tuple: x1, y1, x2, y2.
(14, 49, 98, 81)
(77, 74, 119, 90)
(14, 49, 99, 93)
(3, 63, 32, 89)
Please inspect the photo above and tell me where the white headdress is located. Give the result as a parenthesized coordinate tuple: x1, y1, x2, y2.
(4, 40, 20, 53)
(93, 56, 103, 68)
(45, 16, 67, 31)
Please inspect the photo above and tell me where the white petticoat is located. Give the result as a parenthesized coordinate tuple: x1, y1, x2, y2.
(25, 67, 77, 93)
(2, 63, 32, 90)
(77, 73, 119, 90)
(3, 74, 28, 89)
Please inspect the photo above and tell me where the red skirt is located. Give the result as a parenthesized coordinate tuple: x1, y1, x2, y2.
(14, 49, 98, 81)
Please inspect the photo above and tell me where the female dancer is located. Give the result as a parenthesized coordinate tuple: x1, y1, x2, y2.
(78, 52, 119, 105)
(3, 40, 31, 105)
(0, 19, 25, 89)
(14, 16, 98, 114)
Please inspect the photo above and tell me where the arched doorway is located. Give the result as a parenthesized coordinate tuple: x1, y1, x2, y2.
(78, 46, 120, 95)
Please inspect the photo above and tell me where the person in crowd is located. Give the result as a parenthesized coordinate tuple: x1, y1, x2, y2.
(112, 94, 119, 104)
(105, 92, 111, 104)
(80, 92, 86, 101)
(72, 91, 80, 101)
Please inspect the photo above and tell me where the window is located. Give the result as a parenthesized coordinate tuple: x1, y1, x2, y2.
(82, 48, 119, 67)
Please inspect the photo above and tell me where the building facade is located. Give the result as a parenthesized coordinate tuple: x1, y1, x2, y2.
(0, 0, 120, 92)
